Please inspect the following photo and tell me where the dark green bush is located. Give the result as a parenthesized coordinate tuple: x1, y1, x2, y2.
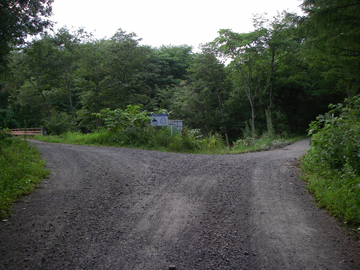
(302, 95, 360, 224)
(95, 105, 150, 132)
(307, 96, 360, 175)
(43, 112, 76, 135)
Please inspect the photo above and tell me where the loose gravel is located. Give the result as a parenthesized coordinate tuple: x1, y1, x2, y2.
(0, 140, 359, 269)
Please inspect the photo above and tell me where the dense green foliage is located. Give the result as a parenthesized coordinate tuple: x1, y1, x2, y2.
(301, 0, 360, 98)
(34, 105, 300, 153)
(0, 0, 53, 72)
(0, 133, 49, 218)
(298, 0, 360, 225)
(95, 105, 150, 131)
(302, 96, 360, 224)
(2, 4, 356, 142)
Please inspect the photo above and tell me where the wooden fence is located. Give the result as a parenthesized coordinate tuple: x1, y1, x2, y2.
(9, 128, 44, 136)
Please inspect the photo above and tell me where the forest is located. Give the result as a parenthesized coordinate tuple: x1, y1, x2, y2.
(0, 0, 358, 144)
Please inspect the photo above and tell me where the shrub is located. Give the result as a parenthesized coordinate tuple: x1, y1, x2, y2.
(43, 112, 76, 135)
(95, 105, 150, 132)
(306, 96, 360, 175)
(302, 95, 360, 224)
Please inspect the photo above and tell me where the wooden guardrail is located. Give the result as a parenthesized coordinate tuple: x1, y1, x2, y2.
(9, 128, 44, 136)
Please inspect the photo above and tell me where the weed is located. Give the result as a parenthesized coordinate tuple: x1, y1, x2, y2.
(0, 135, 49, 219)
(302, 95, 360, 225)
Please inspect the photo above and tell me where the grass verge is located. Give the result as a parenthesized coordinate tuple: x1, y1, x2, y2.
(0, 134, 49, 219)
(33, 128, 305, 155)
(301, 156, 360, 225)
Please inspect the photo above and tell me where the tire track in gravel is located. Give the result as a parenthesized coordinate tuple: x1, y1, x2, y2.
(0, 140, 359, 269)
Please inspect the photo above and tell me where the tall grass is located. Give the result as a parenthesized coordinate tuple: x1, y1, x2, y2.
(231, 117, 295, 153)
(0, 133, 49, 219)
(34, 127, 209, 153)
(34, 126, 301, 155)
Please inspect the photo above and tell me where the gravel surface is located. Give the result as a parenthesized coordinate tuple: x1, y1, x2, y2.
(0, 139, 359, 269)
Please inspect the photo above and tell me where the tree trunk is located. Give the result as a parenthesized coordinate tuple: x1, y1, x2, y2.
(269, 49, 275, 130)
(215, 84, 229, 146)
(66, 83, 77, 132)
(250, 99, 256, 133)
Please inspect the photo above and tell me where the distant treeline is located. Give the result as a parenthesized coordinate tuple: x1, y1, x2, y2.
(1, 1, 359, 142)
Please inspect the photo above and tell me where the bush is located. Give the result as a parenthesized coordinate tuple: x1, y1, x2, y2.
(0, 109, 20, 129)
(44, 112, 76, 135)
(306, 96, 360, 175)
(302, 95, 360, 224)
(95, 105, 150, 132)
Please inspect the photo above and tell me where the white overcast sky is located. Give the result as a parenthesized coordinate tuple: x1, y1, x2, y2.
(50, 0, 304, 49)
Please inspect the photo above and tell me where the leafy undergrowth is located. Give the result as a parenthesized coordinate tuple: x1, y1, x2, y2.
(35, 105, 303, 154)
(301, 96, 360, 226)
(0, 133, 49, 219)
(33, 128, 303, 155)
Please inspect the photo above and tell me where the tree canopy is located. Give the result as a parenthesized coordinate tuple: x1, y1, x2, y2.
(301, 0, 360, 97)
(0, 0, 358, 142)
(0, 0, 53, 72)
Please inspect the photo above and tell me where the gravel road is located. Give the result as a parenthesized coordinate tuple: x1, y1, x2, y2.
(1, 139, 359, 269)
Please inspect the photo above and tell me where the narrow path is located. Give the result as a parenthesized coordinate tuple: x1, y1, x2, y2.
(0, 140, 359, 269)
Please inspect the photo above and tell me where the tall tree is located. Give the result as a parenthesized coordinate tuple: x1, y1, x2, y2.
(5, 28, 85, 132)
(215, 29, 267, 132)
(77, 39, 108, 130)
(253, 12, 301, 130)
(103, 29, 147, 108)
(9, 33, 56, 118)
(170, 80, 213, 135)
(0, 0, 53, 72)
(189, 45, 230, 143)
(143, 45, 194, 110)
(301, 0, 360, 97)
(51, 28, 84, 130)
(157, 45, 193, 84)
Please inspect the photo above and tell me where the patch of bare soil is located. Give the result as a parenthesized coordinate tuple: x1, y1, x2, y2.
(0, 140, 359, 269)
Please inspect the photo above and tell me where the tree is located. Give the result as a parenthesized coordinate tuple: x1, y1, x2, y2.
(17, 28, 83, 130)
(4, 28, 87, 133)
(170, 80, 213, 134)
(102, 29, 148, 108)
(77, 39, 108, 131)
(3, 36, 56, 128)
(215, 29, 267, 132)
(301, 0, 360, 97)
(50, 27, 84, 131)
(156, 45, 193, 84)
(143, 45, 193, 88)
(0, 0, 53, 72)
(189, 45, 230, 143)
(142, 45, 194, 111)
(252, 12, 302, 130)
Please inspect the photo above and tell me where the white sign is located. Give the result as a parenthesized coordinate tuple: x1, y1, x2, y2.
(168, 120, 183, 131)
(168, 120, 183, 135)
(150, 114, 168, 126)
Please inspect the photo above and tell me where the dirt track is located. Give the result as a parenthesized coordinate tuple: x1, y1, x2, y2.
(1, 140, 359, 269)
